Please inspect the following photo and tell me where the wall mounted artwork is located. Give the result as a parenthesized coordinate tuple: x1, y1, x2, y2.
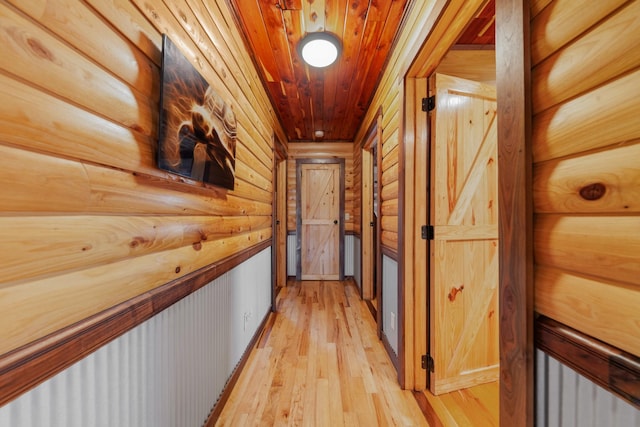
(158, 35, 237, 190)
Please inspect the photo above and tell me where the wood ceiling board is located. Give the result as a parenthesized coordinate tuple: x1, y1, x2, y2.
(231, 0, 493, 142)
(230, 0, 412, 142)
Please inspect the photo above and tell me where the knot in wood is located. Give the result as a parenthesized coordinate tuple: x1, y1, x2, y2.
(448, 285, 464, 302)
(579, 183, 606, 201)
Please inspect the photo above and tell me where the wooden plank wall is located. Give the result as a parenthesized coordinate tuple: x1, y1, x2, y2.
(353, 141, 363, 237)
(0, 0, 279, 358)
(286, 143, 354, 233)
(349, 77, 400, 253)
(354, 0, 459, 256)
(531, 0, 640, 357)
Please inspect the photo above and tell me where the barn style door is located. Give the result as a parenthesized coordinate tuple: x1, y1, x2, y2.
(429, 74, 499, 394)
(297, 160, 344, 280)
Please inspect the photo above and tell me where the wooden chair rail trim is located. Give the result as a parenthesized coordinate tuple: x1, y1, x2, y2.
(535, 315, 640, 408)
(381, 244, 398, 260)
(288, 229, 358, 237)
(0, 239, 272, 407)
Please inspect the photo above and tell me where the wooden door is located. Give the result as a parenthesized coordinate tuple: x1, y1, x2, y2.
(429, 73, 499, 395)
(298, 161, 343, 280)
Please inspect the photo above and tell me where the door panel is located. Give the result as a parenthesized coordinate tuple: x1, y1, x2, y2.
(300, 163, 340, 280)
(430, 73, 499, 394)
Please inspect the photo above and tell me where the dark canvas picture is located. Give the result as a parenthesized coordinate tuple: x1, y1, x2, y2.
(158, 35, 237, 190)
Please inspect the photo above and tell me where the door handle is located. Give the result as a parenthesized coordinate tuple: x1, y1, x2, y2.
(334, 220, 338, 224)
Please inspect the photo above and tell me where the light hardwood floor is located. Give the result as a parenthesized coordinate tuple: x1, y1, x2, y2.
(215, 279, 498, 426)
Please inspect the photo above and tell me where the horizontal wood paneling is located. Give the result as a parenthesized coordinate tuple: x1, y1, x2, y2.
(534, 215, 639, 286)
(0, 0, 281, 402)
(532, 0, 640, 371)
(353, 138, 363, 235)
(85, 0, 163, 65)
(532, 0, 640, 114)
(530, 0, 628, 66)
(533, 141, 640, 213)
(381, 230, 398, 251)
(0, 145, 271, 215)
(7, 0, 160, 94)
(0, 4, 157, 136)
(381, 180, 399, 202)
(535, 266, 640, 357)
(533, 67, 640, 163)
(0, 228, 271, 355)
(381, 199, 399, 216)
(0, 215, 271, 285)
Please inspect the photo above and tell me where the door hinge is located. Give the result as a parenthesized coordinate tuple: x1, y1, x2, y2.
(422, 354, 434, 372)
(421, 225, 434, 240)
(421, 96, 435, 112)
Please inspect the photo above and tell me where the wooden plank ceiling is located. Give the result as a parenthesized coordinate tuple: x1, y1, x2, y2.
(229, 0, 495, 143)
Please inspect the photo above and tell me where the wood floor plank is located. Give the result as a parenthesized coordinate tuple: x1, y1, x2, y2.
(215, 279, 497, 426)
(215, 280, 427, 426)
(468, 381, 500, 424)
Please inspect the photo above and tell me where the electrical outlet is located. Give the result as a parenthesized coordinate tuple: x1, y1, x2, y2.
(243, 311, 252, 331)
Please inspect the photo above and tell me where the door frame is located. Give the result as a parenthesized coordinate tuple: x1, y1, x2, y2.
(399, 0, 532, 423)
(272, 135, 287, 311)
(361, 110, 382, 305)
(295, 158, 345, 281)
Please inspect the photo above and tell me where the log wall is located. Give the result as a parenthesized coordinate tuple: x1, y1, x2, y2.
(352, 140, 363, 237)
(531, 0, 640, 357)
(0, 0, 279, 360)
(350, 80, 400, 252)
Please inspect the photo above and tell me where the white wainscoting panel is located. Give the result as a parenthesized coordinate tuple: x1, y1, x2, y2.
(0, 248, 272, 427)
(536, 350, 640, 426)
(382, 254, 398, 355)
(353, 236, 361, 291)
(344, 234, 354, 276)
(287, 233, 296, 277)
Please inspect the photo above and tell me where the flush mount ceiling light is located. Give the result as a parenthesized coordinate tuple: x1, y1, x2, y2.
(298, 32, 341, 68)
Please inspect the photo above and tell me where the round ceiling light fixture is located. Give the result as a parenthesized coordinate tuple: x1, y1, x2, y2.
(298, 32, 341, 68)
